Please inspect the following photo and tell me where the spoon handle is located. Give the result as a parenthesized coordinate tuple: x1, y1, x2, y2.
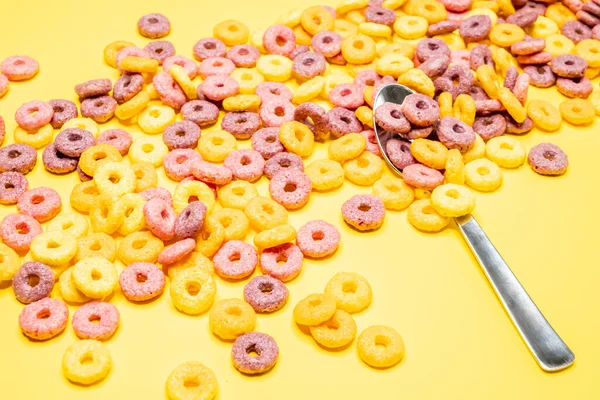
(455, 214, 575, 372)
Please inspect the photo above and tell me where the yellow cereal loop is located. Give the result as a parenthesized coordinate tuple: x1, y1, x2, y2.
(170, 267, 217, 315)
(410, 139, 448, 170)
(120, 56, 159, 73)
(397, 68, 435, 98)
(309, 309, 357, 348)
(79, 143, 123, 177)
(438, 91, 453, 118)
(169, 64, 197, 100)
(138, 105, 176, 134)
(410, 0, 447, 24)
(415, 188, 432, 199)
(293, 293, 337, 326)
(490, 24, 525, 47)
(58, 267, 90, 304)
(544, 34, 575, 58)
(70, 181, 100, 213)
(322, 73, 354, 97)
(0, 243, 21, 280)
(75, 233, 117, 263)
(590, 90, 600, 116)
(345, 10, 367, 25)
(103, 40, 135, 68)
(45, 214, 87, 242)
(167, 252, 214, 280)
(89, 194, 124, 234)
(324, 272, 372, 313)
(301, 6, 334, 35)
(527, 16, 558, 38)
(254, 224, 296, 251)
(473, 0, 499, 12)
(377, 42, 415, 58)
(250, 29, 267, 53)
(195, 219, 225, 257)
(490, 46, 517, 76)
(93, 161, 136, 197)
(407, 198, 449, 232)
(173, 180, 216, 213)
(62, 117, 99, 137)
(434, 33, 466, 51)
(132, 162, 158, 192)
(217, 180, 258, 210)
(72, 257, 118, 299)
(357, 325, 405, 368)
(341, 35, 377, 64)
(334, 19, 359, 39)
(305, 159, 345, 191)
(244, 196, 288, 232)
(393, 16, 428, 40)
(30, 231, 78, 266)
(293, 76, 325, 104)
(383, 0, 407, 9)
(294, 25, 313, 46)
(545, 3, 576, 28)
(198, 130, 237, 163)
(527, 100, 562, 132)
(359, 22, 392, 39)
(118, 193, 146, 236)
(375, 53, 414, 78)
(210, 208, 250, 241)
(223, 94, 261, 112)
(453, 94, 476, 126)
(62, 340, 112, 385)
(497, 0, 515, 15)
(372, 176, 414, 210)
(364, 86, 375, 108)
(430, 184, 476, 217)
(464, 158, 503, 192)
(231, 68, 265, 94)
(115, 90, 150, 120)
(559, 98, 595, 125)
(145, 82, 160, 100)
(485, 136, 526, 169)
(476, 64, 501, 100)
(213, 20, 249, 46)
(575, 39, 600, 68)
(444, 149, 465, 185)
(462, 133, 486, 164)
(328, 133, 366, 163)
(256, 55, 293, 82)
(209, 298, 256, 340)
(14, 124, 53, 149)
(466, 8, 498, 26)
(585, 67, 600, 80)
(279, 121, 315, 157)
(166, 361, 219, 400)
(129, 136, 168, 167)
(498, 87, 526, 123)
(356, 106, 374, 128)
(118, 231, 164, 265)
(276, 7, 303, 27)
(343, 151, 384, 186)
(337, 0, 369, 15)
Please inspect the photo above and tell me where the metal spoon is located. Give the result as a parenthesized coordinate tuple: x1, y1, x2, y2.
(373, 83, 575, 372)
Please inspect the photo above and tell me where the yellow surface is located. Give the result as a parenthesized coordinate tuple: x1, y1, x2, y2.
(0, 0, 599, 399)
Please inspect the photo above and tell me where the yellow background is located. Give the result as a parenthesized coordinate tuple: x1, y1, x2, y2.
(0, 0, 599, 398)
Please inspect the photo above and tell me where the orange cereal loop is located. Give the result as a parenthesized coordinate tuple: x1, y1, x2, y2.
(341, 35, 377, 65)
(300, 6, 335, 35)
(213, 20, 249, 46)
(79, 144, 122, 177)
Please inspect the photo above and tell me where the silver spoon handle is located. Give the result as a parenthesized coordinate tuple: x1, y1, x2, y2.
(455, 215, 575, 372)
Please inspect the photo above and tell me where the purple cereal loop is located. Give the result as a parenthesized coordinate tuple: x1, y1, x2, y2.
(556, 77, 593, 99)
(54, 128, 96, 157)
(18, 297, 68, 340)
(550, 54, 587, 78)
(329, 83, 364, 109)
(427, 20, 460, 37)
(198, 57, 236, 79)
(291, 45, 310, 60)
(434, 65, 474, 100)
(354, 70, 381, 88)
(80, 95, 117, 123)
(401, 94, 440, 127)
(260, 243, 303, 282)
(296, 220, 340, 258)
(199, 75, 239, 102)
(213, 240, 258, 280)
(0, 213, 41, 252)
(528, 143, 568, 176)
(144, 40, 176, 64)
(523, 1, 547, 16)
(17, 187, 62, 222)
(163, 55, 198, 79)
(256, 82, 293, 103)
(312, 31, 343, 57)
(137, 13, 171, 39)
(402, 164, 444, 190)
(473, 114, 506, 141)
(158, 238, 196, 265)
(0, 172, 28, 205)
(415, 38, 451, 62)
(163, 120, 201, 150)
(405, 125, 434, 140)
(227, 44, 261, 68)
(72, 301, 120, 340)
(74, 79, 112, 99)
(263, 25, 297, 57)
(469, 44, 494, 70)
(243, 275, 289, 313)
(0, 144, 37, 174)
(143, 198, 176, 241)
(459, 15, 492, 43)
(269, 170, 312, 210)
(193, 38, 227, 61)
(15, 100, 53, 131)
(141, 187, 172, 205)
(12, 261, 54, 304)
(232, 332, 279, 374)
(506, 10, 539, 28)
(418, 55, 450, 79)
(292, 52, 327, 81)
(293, 102, 330, 141)
(386, 138, 417, 170)
(469, 85, 490, 101)
(77, 164, 92, 182)
(341, 194, 386, 231)
(191, 161, 232, 185)
(174, 201, 207, 240)
(153, 71, 187, 109)
(223, 149, 265, 181)
(327, 107, 363, 138)
(505, 115, 533, 134)
(374, 102, 411, 134)
(48, 99, 78, 129)
(97, 129, 132, 155)
(259, 99, 295, 128)
(437, 116, 476, 151)
(42, 143, 78, 174)
(251, 127, 284, 159)
(593, 24, 600, 41)
(264, 152, 304, 179)
(576, 10, 600, 28)
(181, 100, 220, 127)
(163, 149, 201, 182)
(222, 111, 261, 139)
(523, 65, 556, 88)
(504, 67, 519, 91)
(113, 73, 144, 104)
(119, 262, 166, 301)
(365, 6, 396, 26)
(510, 38, 546, 55)
(475, 99, 505, 114)
(561, 20, 592, 43)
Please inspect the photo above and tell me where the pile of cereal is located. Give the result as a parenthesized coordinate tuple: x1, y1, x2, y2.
(0, 0, 597, 397)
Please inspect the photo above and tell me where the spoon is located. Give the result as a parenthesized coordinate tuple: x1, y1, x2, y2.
(373, 83, 575, 372)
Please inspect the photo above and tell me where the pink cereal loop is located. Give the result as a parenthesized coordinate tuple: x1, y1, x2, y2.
(158, 238, 196, 265)
(263, 25, 297, 57)
(163, 149, 202, 182)
(224, 149, 265, 182)
(296, 220, 340, 258)
(213, 240, 258, 280)
(259, 243, 303, 282)
(259, 99, 295, 127)
(402, 164, 444, 190)
(1, 56, 39, 81)
(0, 213, 42, 252)
(199, 75, 239, 101)
(198, 57, 236, 79)
(15, 100, 54, 131)
(191, 160, 233, 185)
(17, 187, 62, 222)
(119, 262, 166, 301)
(116, 46, 150, 71)
(341, 194, 386, 231)
(140, 187, 172, 205)
(72, 301, 120, 340)
(18, 297, 68, 340)
(143, 198, 176, 241)
(153, 71, 187, 110)
(163, 55, 198, 79)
